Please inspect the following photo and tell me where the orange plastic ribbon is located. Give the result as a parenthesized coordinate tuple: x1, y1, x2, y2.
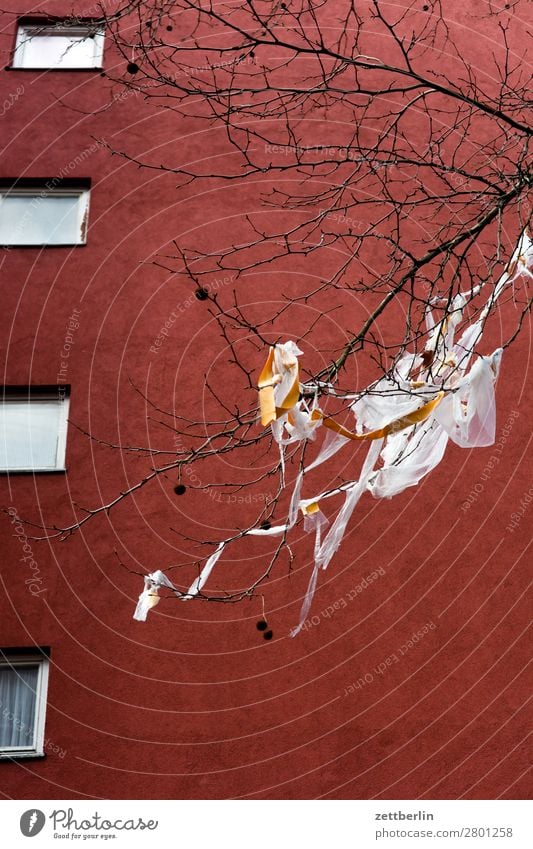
(302, 501, 320, 516)
(311, 392, 445, 441)
(258, 346, 300, 426)
(258, 347, 277, 426)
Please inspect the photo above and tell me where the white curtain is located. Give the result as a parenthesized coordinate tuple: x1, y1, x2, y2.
(0, 665, 39, 748)
(0, 400, 62, 470)
(0, 193, 85, 245)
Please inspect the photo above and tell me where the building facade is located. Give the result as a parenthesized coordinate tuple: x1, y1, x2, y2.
(0, 1, 531, 800)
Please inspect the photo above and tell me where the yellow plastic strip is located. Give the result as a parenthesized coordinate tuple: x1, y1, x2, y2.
(258, 347, 277, 426)
(278, 370, 300, 412)
(258, 348, 300, 426)
(310, 408, 377, 440)
(311, 392, 445, 441)
(258, 346, 275, 385)
(259, 387, 276, 426)
(394, 391, 444, 427)
(302, 501, 320, 516)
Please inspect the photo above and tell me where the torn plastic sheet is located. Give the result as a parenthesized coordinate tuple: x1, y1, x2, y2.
(258, 340, 303, 427)
(290, 509, 329, 637)
(316, 438, 384, 571)
(133, 570, 182, 621)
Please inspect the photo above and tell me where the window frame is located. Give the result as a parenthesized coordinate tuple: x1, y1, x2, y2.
(0, 184, 90, 247)
(0, 652, 50, 759)
(12, 19, 105, 70)
(0, 386, 70, 473)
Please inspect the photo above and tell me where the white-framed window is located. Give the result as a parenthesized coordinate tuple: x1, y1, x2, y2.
(13, 20, 105, 69)
(0, 386, 70, 472)
(0, 651, 50, 758)
(0, 184, 90, 246)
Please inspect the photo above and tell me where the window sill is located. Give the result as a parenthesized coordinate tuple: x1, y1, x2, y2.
(0, 243, 86, 248)
(0, 468, 67, 474)
(6, 66, 103, 72)
(0, 751, 46, 760)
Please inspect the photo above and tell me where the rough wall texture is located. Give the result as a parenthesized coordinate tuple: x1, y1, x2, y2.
(0, 0, 530, 799)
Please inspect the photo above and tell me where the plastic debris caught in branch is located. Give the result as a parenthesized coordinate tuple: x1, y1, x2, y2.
(133, 229, 532, 632)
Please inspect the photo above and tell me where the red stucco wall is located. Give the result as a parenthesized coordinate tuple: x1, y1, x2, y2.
(0, 1, 530, 799)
